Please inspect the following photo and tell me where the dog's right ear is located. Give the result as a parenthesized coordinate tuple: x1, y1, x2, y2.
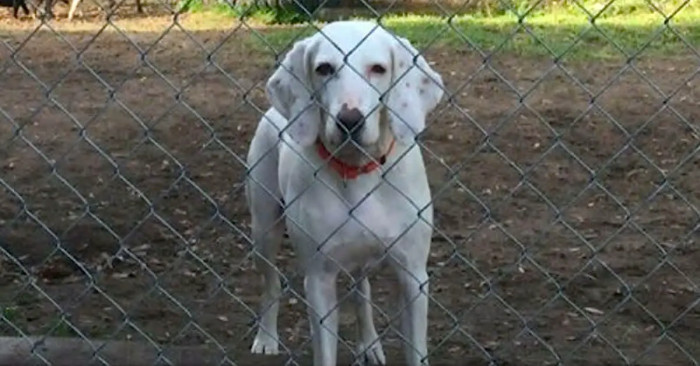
(266, 37, 321, 147)
(386, 36, 444, 145)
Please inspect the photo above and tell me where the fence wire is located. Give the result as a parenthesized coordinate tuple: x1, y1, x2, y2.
(0, 0, 698, 365)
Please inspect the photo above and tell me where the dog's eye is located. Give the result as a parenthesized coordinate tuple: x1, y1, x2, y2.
(370, 64, 387, 74)
(315, 63, 335, 76)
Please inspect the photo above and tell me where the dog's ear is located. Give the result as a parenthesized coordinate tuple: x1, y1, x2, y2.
(266, 37, 320, 147)
(386, 36, 444, 145)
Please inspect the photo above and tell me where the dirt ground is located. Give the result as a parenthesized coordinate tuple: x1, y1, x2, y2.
(0, 8, 699, 366)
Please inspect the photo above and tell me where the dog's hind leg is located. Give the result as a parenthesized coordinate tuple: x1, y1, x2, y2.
(247, 117, 285, 355)
(352, 272, 385, 365)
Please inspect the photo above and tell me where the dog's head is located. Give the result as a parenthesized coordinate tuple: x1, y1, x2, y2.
(266, 21, 444, 162)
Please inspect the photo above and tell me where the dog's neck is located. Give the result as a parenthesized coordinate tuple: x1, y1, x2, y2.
(315, 137, 395, 180)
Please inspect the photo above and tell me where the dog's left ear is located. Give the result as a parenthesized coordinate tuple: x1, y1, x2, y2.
(386, 36, 444, 145)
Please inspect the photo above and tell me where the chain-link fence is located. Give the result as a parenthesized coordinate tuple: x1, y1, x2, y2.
(0, 0, 698, 365)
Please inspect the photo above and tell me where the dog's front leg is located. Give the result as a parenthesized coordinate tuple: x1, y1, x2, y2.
(249, 216, 284, 355)
(395, 265, 429, 366)
(305, 272, 339, 366)
(352, 273, 385, 365)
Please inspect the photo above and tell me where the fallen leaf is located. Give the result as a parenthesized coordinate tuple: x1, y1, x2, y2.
(132, 244, 151, 252)
(112, 272, 131, 279)
(183, 269, 196, 278)
(584, 307, 604, 315)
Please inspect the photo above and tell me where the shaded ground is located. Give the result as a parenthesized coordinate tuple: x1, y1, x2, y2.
(0, 11, 699, 366)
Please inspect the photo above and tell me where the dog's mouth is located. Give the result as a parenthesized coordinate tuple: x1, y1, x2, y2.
(328, 121, 367, 146)
(322, 107, 392, 165)
(315, 138, 395, 180)
(323, 134, 380, 165)
(336, 119, 366, 143)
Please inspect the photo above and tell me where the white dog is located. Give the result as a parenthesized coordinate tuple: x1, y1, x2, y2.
(245, 20, 444, 366)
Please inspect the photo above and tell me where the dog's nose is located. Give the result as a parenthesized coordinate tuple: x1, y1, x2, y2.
(336, 106, 365, 134)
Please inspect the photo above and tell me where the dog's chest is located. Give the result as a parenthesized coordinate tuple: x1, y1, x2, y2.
(341, 191, 404, 239)
(280, 148, 432, 268)
(290, 181, 416, 252)
(340, 193, 399, 242)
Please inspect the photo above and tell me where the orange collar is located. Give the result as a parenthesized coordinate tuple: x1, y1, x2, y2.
(316, 139, 395, 180)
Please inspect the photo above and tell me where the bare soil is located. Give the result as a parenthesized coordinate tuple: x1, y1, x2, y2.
(0, 9, 698, 366)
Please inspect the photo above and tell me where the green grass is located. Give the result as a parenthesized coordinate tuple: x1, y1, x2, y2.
(188, 0, 699, 60)
(386, 9, 700, 59)
(178, 0, 310, 23)
(252, 10, 698, 60)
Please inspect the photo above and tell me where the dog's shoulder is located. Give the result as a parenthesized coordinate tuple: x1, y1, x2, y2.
(255, 107, 290, 143)
(261, 108, 288, 131)
(256, 107, 304, 159)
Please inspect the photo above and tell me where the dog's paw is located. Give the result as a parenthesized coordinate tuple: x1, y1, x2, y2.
(354, 340, 386, 366)
(250, 332, 280, 355)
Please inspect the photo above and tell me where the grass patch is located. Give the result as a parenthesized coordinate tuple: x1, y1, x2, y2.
(237, 5, 699, 60)
(177, 0, 311, 24)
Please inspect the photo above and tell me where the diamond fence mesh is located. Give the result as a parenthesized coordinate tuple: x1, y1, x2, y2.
(0, 0, 698, 365)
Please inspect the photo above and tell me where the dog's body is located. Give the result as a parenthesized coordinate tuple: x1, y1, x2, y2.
(0, 0, 29, 18)
(246, 21, 444, 366)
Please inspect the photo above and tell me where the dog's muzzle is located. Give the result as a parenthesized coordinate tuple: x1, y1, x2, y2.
(336, 105, 365, 142)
